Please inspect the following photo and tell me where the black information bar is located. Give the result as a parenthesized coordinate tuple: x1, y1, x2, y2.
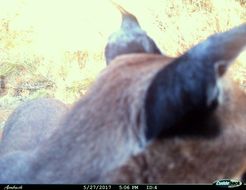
(0, 184, 245, 190)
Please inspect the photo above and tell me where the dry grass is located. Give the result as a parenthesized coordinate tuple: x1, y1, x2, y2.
(0, 0, 245, 125)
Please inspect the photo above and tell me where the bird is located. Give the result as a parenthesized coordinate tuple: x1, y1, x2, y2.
(105, 1, 162, 65)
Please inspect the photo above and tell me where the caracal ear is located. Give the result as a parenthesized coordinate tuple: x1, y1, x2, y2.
(144, 24, 246, 141)
(188, 23, 246, 77)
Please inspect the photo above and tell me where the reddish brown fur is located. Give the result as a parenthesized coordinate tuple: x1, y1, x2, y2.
(0, 24, 245, 183)
(29, 53, 246, 183)
(29, 54, 175, 183)
(102, 68, 246, 183)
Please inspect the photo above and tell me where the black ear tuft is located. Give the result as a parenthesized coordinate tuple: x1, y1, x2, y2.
(145, 24, 246, 141)
(158, 103, 221, 139)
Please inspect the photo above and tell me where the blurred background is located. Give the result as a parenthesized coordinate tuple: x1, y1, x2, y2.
(0, 0, 245, 128)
